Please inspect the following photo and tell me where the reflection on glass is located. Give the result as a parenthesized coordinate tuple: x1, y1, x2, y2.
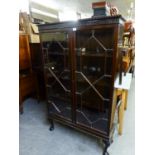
(75, 29, 114, 133)
(42, 32, 71, 120)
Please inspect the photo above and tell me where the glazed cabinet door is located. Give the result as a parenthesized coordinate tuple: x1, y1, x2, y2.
(74, 27, 114, 134)
(41, 31, 72, 121)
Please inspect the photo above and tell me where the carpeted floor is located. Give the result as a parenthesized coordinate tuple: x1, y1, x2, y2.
(19, 78, 135, 155)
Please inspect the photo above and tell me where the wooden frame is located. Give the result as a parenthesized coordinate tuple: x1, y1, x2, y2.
(38, 15, 125, 155)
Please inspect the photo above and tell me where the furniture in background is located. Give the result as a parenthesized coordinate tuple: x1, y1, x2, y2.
(119, 47, 135, 75)
(122, 20, 135, 77)
(114, 73, 132, 135)
(30, 43, 46, 100)
(19, 34, 39, 114)
(123, 20, 135, 47)
(38, 15, 126, 155)
(19, 34, 32, 71)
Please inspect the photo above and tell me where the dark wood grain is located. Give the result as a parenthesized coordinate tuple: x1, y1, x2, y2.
(19, 34, 39, 113)
(38, 15, 125, 145)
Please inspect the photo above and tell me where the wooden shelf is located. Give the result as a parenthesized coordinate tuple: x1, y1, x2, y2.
(76, 52, 112, 57)
(48, 94, 71, 103)
(39, 15, 127, 147)
(48, 52, 69, 56)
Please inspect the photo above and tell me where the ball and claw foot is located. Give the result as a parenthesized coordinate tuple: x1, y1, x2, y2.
(49, 125, 54, 131)
(103, 152, 109, 155)
(49, 120, 54, 131)
(103, 140, 110, 155)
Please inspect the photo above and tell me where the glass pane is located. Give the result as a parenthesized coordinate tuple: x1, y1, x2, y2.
(75, 28, 114, 133)
(41, 32, 71, 120)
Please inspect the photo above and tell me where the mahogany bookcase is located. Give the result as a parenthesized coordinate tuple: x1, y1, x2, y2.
(38, 15, 125, 155)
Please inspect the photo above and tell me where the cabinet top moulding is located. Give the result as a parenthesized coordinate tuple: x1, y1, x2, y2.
(38, 15, 126, 32)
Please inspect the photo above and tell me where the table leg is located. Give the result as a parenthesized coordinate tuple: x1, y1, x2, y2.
(118, 90, 125, 135)
(124, 90, 128, 110)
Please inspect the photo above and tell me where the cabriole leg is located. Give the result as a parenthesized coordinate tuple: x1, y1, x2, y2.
(103, 140, 110, 155)
(49, 119, 54, 131)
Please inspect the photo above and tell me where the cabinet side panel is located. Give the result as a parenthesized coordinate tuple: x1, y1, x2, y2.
(108, 23, 125, 135)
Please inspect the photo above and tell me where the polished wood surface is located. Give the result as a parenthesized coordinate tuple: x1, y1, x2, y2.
(19, 34, 39, 113)
(19, 34, 32, 71)
(38, 15, 125, 144)
(30, 43, 45, 100)
(19, 72, 38, 113)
